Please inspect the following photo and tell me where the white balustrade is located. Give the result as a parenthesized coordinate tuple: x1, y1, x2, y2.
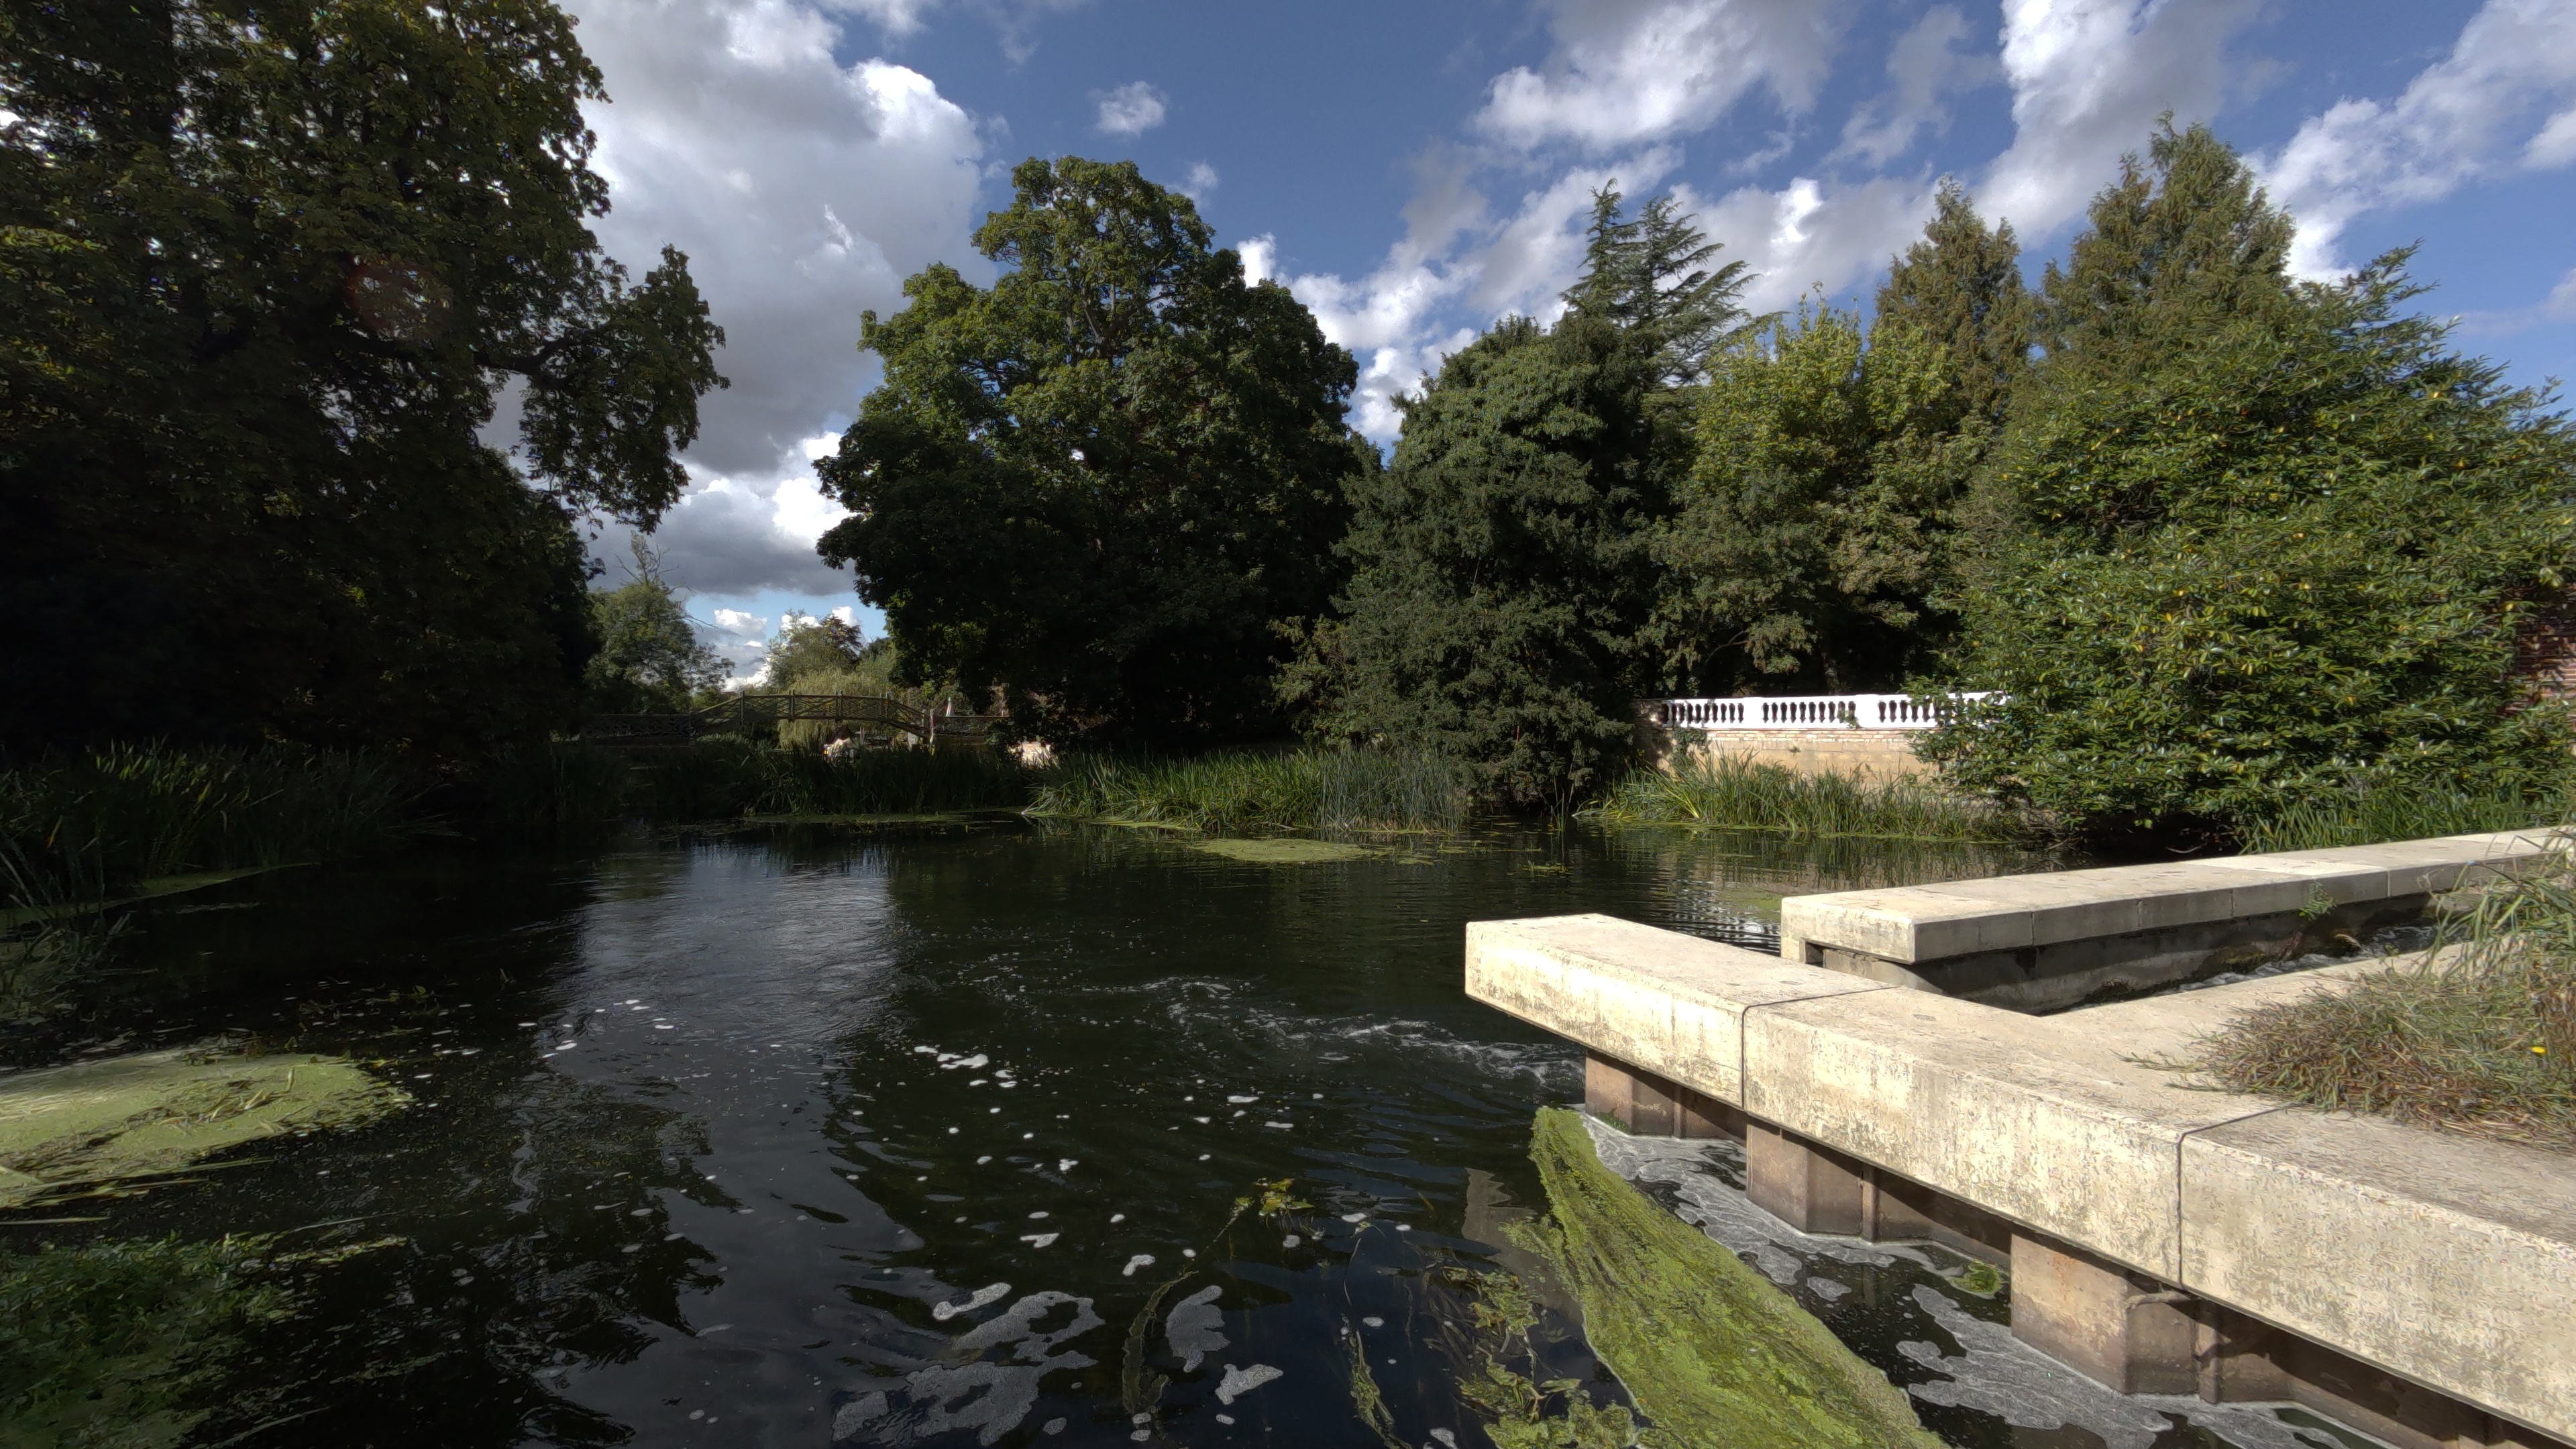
(1644, 692, 1996, 732)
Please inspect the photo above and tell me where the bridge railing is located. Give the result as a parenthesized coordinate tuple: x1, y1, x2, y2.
(579, 694, 1004, 747)
(1642, 692, 1998, 732)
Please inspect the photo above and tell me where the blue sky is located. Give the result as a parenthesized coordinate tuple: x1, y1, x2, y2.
(557, 0, 2576, 684)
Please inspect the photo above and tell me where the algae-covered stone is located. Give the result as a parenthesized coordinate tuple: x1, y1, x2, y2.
(1188, 839, 1371, 864)
(1523, 1107, 1941, 1449)
(0, 1046, 406, 1209)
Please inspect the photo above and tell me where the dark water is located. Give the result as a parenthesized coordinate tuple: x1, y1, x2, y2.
(5, 822, 2375, 1449)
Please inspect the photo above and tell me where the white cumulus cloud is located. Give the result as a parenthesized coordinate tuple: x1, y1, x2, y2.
(1094, 80, 1167, 136)
(2261, 0, 2576, 277)
(1980, 0, 2262, 239)
(562, 0, 984, 598)
(1474, 0, 1850, 152)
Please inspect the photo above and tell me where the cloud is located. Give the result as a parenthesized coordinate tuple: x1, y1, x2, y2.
(1473, 0, 1851, 152)
(821, 0, 1089, 62)
(1182, 161, 1220, 199)
(1980, 0, 2263, 239)
(561, 0, 984, 597)
(1833, 6, 2000, 165)
(1094, 80, 1167, 136)
(2260, 0, 2576, 277)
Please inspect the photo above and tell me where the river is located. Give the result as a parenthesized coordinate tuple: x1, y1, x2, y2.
(5, 820, 2385, 1449)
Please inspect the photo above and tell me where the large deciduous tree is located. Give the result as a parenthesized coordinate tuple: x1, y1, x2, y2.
(1923, 123, 2576, 837)
(816, 157, 1366, 749)
(0, 0, 723, 755)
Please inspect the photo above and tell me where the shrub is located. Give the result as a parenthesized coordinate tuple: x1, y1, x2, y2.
(1028, 749, 1470, 831)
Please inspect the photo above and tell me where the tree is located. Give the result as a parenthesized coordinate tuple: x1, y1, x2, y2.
(583, 555, 724, 714)
(1923, 124, 2576, 837)
(1562, 184, 1756, 388)
(1874, 178, 2031, 425)
(0, 0, 724, 755)
(761, 614, 869, 690)
(816, 157, 1366, 749)
(1651, 304, 1976, 692)
(1295, 317, 1662, 807)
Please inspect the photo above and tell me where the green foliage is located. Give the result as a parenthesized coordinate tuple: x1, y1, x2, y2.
(1026, 748, 1469, 831)
(0, 1237, 293, 1449)
(2190, 850, 2576, 1149)
(818, 156, 1366, 749)
(1295, 317, 1663, 808)
(760, 614, 869, 690)
(1924, 123, 2576, 837)
(0, 745, 419, 904)
(1654, 304, 1978, 690)
(1562, 181, 1757, 388)
(478, 741, 635, 849)
(584, 567, 724, 713)
(2239, 776, 2575, 853)
(1587, 755, 2015, 842)
(1521, 1108, 1943, 1449)
(628, 740, 1028, 821)
(1873, 178, 2032, 427)
(0, 0, 723, 755)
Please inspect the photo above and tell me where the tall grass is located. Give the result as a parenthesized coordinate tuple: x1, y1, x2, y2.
(1028, 749, 1471, 831)
(627, 738, 1030, 821)
(0, 745, 419, 906)
(1584, 755, 2015, 843)
(2192, 847, 2576, 1149)
(2238, 776, 2575, 853)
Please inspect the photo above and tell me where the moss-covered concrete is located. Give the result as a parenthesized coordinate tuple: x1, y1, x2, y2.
(0, 1046, 406, 1209)
(1523, 1107, 1941, 1449)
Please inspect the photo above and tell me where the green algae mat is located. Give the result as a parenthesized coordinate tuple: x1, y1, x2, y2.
(0, 1047, 407, 1210)
(1187, 838, 1373, 864)
(1524, 1107, 1941, 1449)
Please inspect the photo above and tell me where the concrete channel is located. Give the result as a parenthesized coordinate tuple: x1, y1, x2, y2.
(1464, 833, 2576, 1449)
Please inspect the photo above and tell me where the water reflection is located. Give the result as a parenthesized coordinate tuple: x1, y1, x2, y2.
(5, 820, 2259, 1449)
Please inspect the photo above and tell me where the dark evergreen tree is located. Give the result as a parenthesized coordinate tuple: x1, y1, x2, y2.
(1292, 317, 1661, 807)
(816, 158, 1366, 749)
(1562, 184, 1756, 387)
(1874, 178, 2031, 425)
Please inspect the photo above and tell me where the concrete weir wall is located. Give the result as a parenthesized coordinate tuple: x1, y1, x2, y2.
(1464, 903, 2576, 1449)
(1780, 831, 2566, 1012)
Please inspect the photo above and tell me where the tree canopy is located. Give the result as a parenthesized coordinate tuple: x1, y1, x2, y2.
(817, 157, 1367, 749)
(0, 0, 724, 755)
(1924, 123, 2576, 834)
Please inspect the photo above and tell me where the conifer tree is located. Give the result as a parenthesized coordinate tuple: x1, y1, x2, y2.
(1562, 183, 1756, 386)
(1874, 179, 2031, 424)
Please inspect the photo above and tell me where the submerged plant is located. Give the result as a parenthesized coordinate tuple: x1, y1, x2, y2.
(1518, 1108, 1941, 1449)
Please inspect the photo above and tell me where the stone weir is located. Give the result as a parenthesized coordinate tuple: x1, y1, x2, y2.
(1464, 835, 2576, 1449)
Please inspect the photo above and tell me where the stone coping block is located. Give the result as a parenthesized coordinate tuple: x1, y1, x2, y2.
(1778, 830, 2566, 967)
(1463, 914, 2576, 1442)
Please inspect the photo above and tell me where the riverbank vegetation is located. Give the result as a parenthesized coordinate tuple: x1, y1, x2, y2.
(2192, 855, 2576, 1149)
(1585, 756, 2017, 843)
(1028, 749, 1470, 832)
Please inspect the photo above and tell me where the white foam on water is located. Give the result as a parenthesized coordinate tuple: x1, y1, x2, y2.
(1020, 1233, 1059, 1248)
(1214, 1363, 1282, 1406)
(930, 1282, 1012, 1322)
(1165, 1285, 1227, 1371)
(1122, 1254, 1155, 1277)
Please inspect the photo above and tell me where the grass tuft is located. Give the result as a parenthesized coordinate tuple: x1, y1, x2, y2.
(2191, 850, 2576, 1150)
(1585, 755, 2016, 843)
(1028, 749, 1470, 832)
(2238, 776, 2574, 853)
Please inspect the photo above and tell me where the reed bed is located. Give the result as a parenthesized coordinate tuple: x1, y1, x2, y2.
(0, 745, 419, 906)
(1583, 755, 2016, 843)
(2238, 776, 2574, 853)
(625, 738, 1030, 822)
(2191, 850, 2576, 1150)
(1028, 749, 1471, 832)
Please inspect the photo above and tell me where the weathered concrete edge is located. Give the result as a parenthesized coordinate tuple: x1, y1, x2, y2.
(1464, 914, 2576, 1444)
(1778, 829, 2570, 965)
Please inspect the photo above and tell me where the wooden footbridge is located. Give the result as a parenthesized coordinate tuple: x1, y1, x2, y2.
(579, 694, 1002, 750)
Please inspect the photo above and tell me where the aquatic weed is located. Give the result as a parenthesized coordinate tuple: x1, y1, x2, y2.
(1585, 756, 2016, 843)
